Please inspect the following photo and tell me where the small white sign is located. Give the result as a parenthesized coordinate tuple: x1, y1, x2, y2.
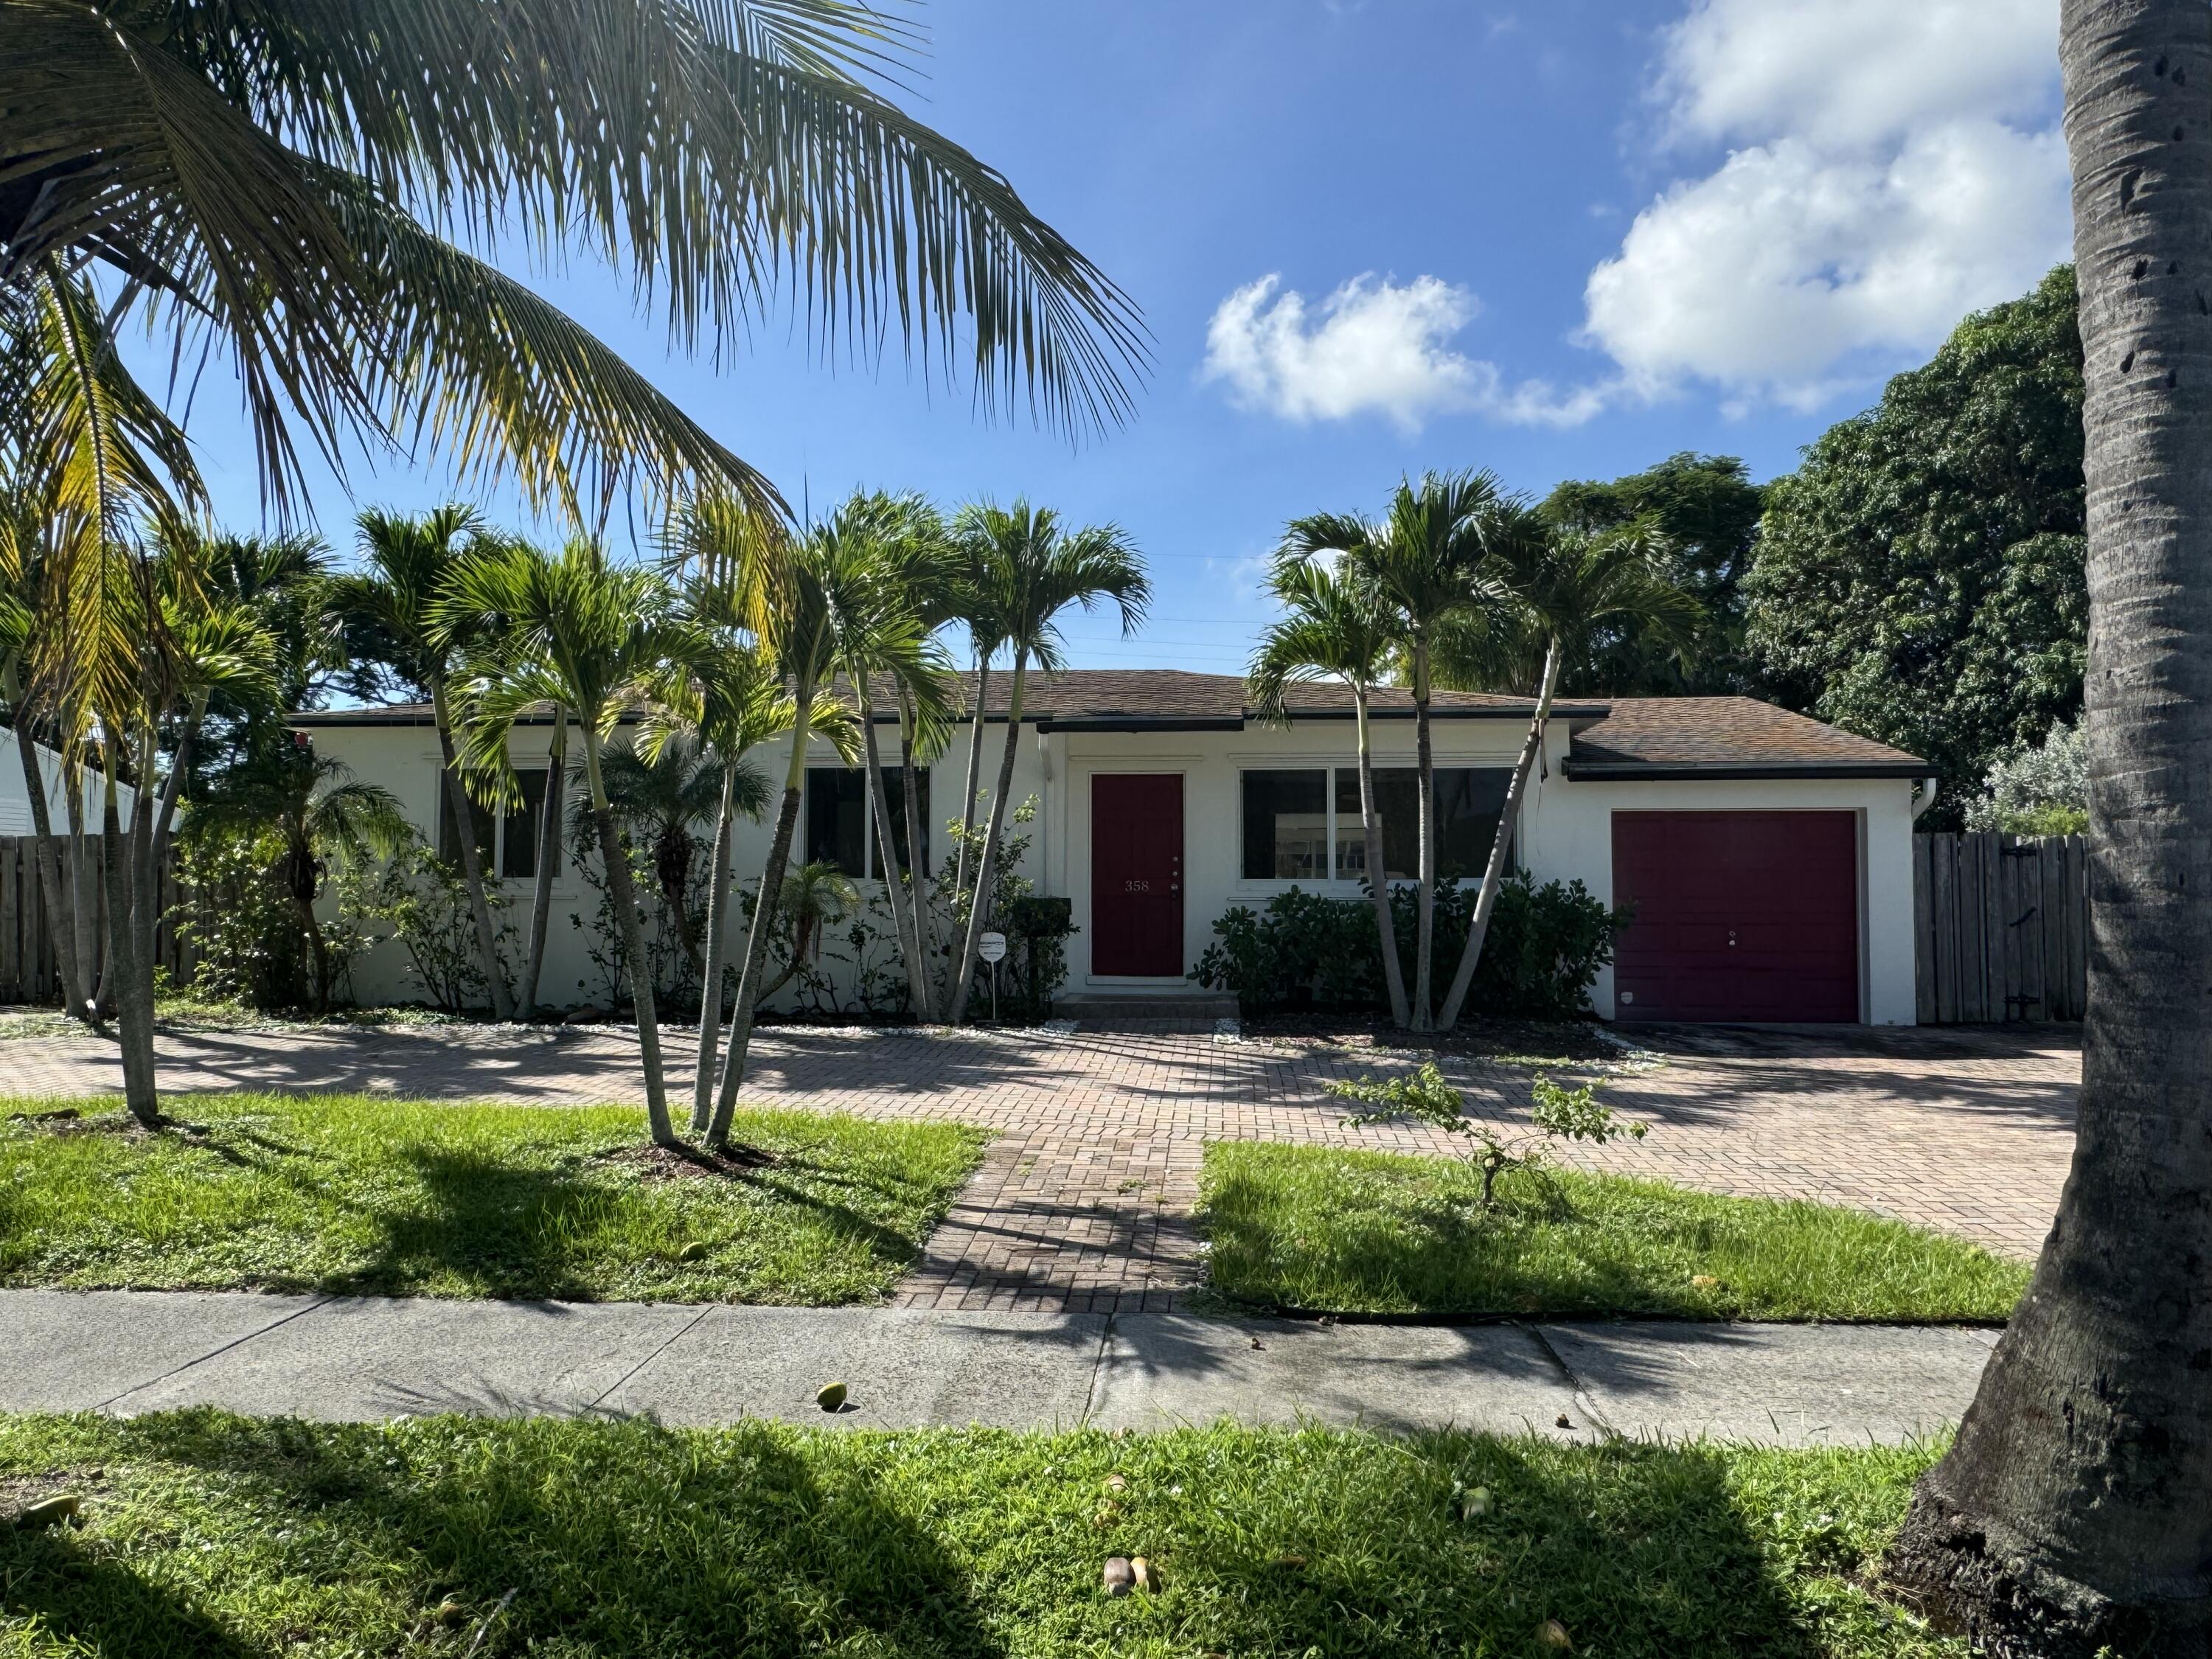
(978, 931, 1008, 964)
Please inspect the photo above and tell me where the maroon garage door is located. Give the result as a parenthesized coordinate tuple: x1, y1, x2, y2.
(1611, 811, 1860, 1023)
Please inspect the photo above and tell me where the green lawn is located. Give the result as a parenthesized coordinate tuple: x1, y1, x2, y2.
(1200, 1143, 2029, 1323)
(0, 1096, 984, 1305)
(0, 1410, 1965, 1658)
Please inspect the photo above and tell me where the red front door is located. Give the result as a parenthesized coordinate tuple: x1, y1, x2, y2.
(1091, 773, 1184, 975)
(1611, 811, 1860, 1022)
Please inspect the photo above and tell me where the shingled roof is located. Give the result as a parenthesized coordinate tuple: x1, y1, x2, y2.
(1561, 697, 1930, 779)
(290, 672, 1928, 775)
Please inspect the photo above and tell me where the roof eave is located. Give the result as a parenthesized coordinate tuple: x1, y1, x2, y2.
(1560, 760, 1935, 782)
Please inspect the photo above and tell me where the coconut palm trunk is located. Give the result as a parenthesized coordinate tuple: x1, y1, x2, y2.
(99, 765, 157, 1124)
(1352, 687, 1411, 1028)
(898, 685, 940, 1008)
(691, 757, 740, 1122)
(581, 726, 675, 1146)
(519, 713, 566, 1017)
(65, 760, 105, 1018)
(1437, 639, 1560, 1031)
(707, 692, 813, 1146)
(954, 656, 990, 902)
(1410, 641, 1438, 1030)
(1883, 4, 2212, 1649)
(150, 689, 209, 875)
(431, 682, 513, 1020)
(5, 685, 88, 1019)
(949, 655, 1026, 1024)
(858, 687, 929, 1019)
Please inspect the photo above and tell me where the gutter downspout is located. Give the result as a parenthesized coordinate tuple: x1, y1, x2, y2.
(1911, 776, 1941, 821)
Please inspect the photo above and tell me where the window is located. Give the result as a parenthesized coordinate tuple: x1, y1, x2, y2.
(441, 766, 556, 881)
(501, 769, 552, 880)
(1245, 764, 1515, 886)
(437, 776, 494, 870)
(807, 767, 931, 880)
(1241, 769, 1329, 880)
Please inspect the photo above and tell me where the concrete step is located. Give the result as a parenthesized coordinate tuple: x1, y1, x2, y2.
(1054, 992, 1238, 1029)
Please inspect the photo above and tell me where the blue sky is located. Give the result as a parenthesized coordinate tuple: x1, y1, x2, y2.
(159, 0, 2069, 678)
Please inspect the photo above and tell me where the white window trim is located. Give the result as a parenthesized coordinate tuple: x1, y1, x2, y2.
(1232, 760, 1517, 897)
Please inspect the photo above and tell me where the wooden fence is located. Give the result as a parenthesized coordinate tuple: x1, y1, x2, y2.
(0, 835, 195, 1006)
(1913, 831, 2088, 1025)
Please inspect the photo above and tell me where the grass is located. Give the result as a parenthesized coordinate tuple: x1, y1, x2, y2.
(0, 1095, 984, 1305)
(1200, 1143, 2030, 1323)
(0, 1409, 1968, 1658)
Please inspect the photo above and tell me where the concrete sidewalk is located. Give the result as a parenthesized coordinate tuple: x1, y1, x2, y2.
(0, 1290, 1998, 1446)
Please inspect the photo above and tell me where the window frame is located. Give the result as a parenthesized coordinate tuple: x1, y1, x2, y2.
(805, 765, 931, 883)
(1235, 760, 1517, 892)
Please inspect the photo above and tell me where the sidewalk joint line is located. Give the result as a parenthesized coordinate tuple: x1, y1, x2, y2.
(1081, 1310, 1118, 1425)
(587, 1304, 714, 1416)
(1523, 1322, 1618, 1440)
(96, 1294, 336, 1413)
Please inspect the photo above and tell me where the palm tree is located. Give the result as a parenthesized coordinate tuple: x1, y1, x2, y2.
(642, 607, 791, 1128)
(950, 540, 1016, 909)
(1246, 556, 1412, 1029)
(819, 493, 955, 1022)
(185, 747, 414, 1012)
(1, 1, 1146, 529)
(1285, 471, 1507, 1029)
(442, 539, 692, 1146)
(752, 860, 862, 1006)
(1882, 3, 2212, 1644)
(330, 507, 515, 1020)
(597, 733, 748, 981)
(946, 501, 1149, 1024)
(1433, 514, 1700, 1032)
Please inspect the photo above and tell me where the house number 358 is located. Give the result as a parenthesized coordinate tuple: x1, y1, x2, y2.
(1125, 879, 1150, 892)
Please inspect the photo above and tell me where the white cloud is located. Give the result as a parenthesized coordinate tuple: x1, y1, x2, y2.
(1583, 0, 2068, 406)
(1201, 273, 1604, 431)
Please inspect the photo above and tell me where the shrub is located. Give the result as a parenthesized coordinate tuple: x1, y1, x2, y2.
(1963, 720, 2087, 835)
(1192, 876, 1629, 1021)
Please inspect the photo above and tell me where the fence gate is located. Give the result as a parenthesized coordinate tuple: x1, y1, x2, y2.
(1912, 831, 2087, 1024)
(0, 835, 194, 1006)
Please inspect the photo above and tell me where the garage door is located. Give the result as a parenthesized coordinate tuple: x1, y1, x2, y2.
(1611, 811, 1860, 1023)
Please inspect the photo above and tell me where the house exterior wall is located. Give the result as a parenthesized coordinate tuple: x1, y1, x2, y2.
(0, 731, 134, 835)
(302, 709, 1919, 1024)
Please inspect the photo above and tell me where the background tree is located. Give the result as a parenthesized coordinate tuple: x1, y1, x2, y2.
(945, 501, 1148, 1024)
(1745, 267, 2086, 825)
(332, 507, 515, 1018)
(1287, 472, 1505, 1031)
(1246, 555, 1412, 1029)
(597, 734, 737, 982)
(1883, 5, 2212, 1648)
(1540, 453, 1763, 695)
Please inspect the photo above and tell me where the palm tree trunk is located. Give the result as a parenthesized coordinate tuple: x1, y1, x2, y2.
(1437, 639, 1559, 1031)
(65, 756, 106, 1020)
(954, 655, 990, 902)
(859, 688, 929, 1019)
(949, 655, 1025, 1024)
(691, 758, 740, 1126)
(708, 692, 814, 1147)
(1353, 688, 1411, 1028)
(1411, 643, 1437, 1030)
(100, 763, 157, 1125)
(150, 690, 208, 877)
(583, 728, 674, 1147)
(5, 682, 89, 1019)
(1884, 5, 2212, 1649)
(431, 681, 514, 1021)
(897, 684, 939, 1017)
(520, 713, 566, 1017)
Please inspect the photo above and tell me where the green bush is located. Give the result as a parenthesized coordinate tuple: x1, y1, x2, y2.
(1192, 876, 1629, 1021)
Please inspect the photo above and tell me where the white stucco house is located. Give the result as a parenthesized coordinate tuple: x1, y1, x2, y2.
(293, 669, 1935, 1025)
(0, 727, 133, 835)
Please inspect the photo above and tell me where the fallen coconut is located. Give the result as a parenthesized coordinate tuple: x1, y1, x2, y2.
(1102, 1556, 1135, 1596)
(676, 1241, 709, 1263)
(815, 1380, 848, 1412)
(1539, 1617, 1573, 1649)
(1461, 1486, 1493, 1519)
(1130, 1557, 1157, 1592)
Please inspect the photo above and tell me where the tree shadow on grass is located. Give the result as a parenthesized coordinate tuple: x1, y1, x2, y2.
(88, 1411, 1006, 1658)
(0, 1524, 259, 1659)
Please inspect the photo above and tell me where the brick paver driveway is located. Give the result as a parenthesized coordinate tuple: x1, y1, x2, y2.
(4, 1020, 2077, 1312)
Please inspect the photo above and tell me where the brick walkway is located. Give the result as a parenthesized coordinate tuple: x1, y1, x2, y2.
(1, 1020, 2079, 1313)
